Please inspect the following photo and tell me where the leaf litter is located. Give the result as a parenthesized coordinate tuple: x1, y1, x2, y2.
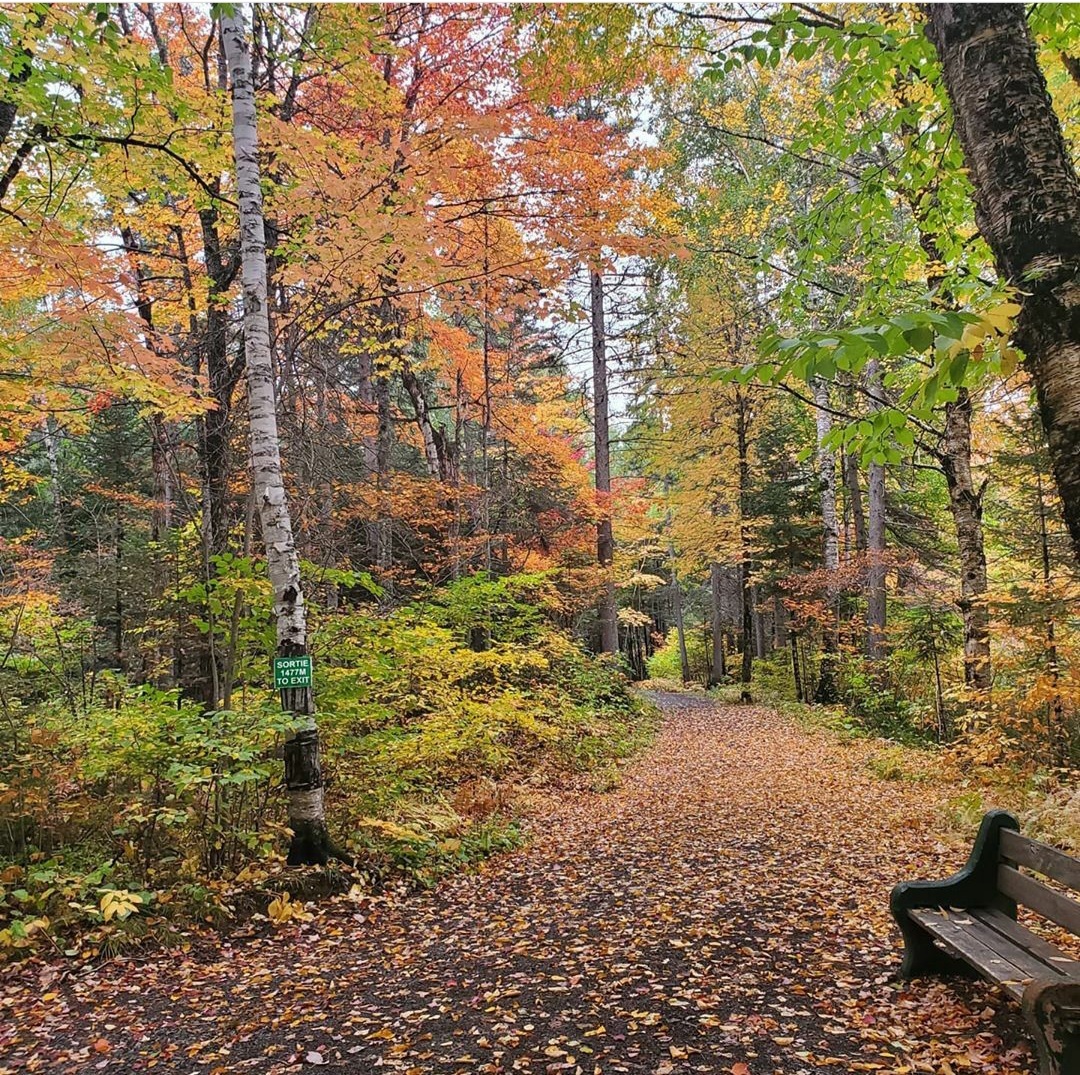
(0, 693, 1035, 1073)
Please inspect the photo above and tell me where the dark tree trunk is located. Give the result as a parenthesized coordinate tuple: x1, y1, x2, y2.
(671, 565, 690, 683)
(1036, 467, 1066, 764)
(890, 104, 995, 696)
(790, 628, 803, 702)
(735, 390, 753, 702)
(401, 360, 455, 484)
(925, 4, 1080, 563)
(591, 268, 618, 655)
(865, 358, 887, 661)
(195, 206, 243, 712)
(739, 562, 753, 702)
(709, 562, 726, 685)
(813, 377, 840, 702)
(374, 302, 395, 599)
(843, 450, 867, 555)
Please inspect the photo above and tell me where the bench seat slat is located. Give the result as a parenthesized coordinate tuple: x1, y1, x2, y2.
(970, 907, 1080, 976)
(998, 865, 1080, 936)
(1001, 830, 1080, 895)
(910, 908, 1036, 998)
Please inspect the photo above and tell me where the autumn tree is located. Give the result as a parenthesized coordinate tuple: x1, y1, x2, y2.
(923, 5, 1080, 565)
(221, 7, 335, 865)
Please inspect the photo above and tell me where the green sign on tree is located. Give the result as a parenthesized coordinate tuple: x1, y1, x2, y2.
(273, 655, 313, 689)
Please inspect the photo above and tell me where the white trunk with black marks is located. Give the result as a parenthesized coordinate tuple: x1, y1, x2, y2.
(221, 10, 333, 866)
(401, 363, 443, 478)
(925, 4, 1080, 564)
(812, 378, 839, 573)
(591, 268, 618, 655)
(865, 358, 887, 660)
(43, 415, 62, 532)
(401, 361, 454, 484)
(941, 390, 991, 692)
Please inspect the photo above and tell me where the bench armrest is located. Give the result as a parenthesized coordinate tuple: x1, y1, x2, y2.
(891, 809, 1020, 918)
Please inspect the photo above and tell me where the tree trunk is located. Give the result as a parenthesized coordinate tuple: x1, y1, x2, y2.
(401, 360, 454, 484)
(1036, 467, 1066, 764)
(941, 390, 991, 692)
(42, 414, 62, 529)
(671, 564, 691, 683)
(591, 268, 618, 655)
(790, 628, 803, 702)
(739, 561, 753, 702)
(889, 99, 995, 698)
(813, 378, 840, 570)
(865, 358, 887, 661)
(924, 4, 1080, 564)
(843, 450, 867, 555)
(221, 9, 338, 867)
(812, 376, 840, 702)
(194, 205, 242, 712)
(709, 562, 726, 685)
(735, 390, 753, 702)
(375, 345, 394, 600)
(932, 638, 946, 742)
(752, 584, 767, 658)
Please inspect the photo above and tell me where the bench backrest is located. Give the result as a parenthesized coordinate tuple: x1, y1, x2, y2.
(999, 829, 1080, 937)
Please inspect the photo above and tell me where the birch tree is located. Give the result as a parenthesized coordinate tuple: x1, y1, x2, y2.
(924, 3, 1080, 564)
(221, 7, 338, 866)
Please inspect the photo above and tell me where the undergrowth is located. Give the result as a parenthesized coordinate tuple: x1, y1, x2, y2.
(0, 571, 656, 959)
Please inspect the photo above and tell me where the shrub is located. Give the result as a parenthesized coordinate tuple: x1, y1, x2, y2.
(646, 630, 709, 683)
(0, 573, 656, 956)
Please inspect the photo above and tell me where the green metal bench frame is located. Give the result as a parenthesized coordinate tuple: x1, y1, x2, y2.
(892, 810, 1080, 1075)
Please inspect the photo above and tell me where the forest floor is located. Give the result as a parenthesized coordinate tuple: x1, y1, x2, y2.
(1, 693, 1035, 1074)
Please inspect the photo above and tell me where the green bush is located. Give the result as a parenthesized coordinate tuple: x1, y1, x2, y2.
(646, 630, 709, 683)
(0, 572, 656, 956)
(751, 652, 796, 703)
(838, 654, 935, 744)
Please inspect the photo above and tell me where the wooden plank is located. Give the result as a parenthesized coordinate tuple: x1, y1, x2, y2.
(971, 907, 1080, 977)
(1001, 830, 1080, 895)
(909, 908, 1031, 997)
(956, 909, 1078, 982)
(999, 865, 1080, 936)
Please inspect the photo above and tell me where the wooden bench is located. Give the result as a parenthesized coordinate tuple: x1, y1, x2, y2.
(892, 809, 1080, 1075)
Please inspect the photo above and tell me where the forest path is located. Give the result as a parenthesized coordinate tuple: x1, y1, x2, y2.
(3, 694, 1033, 1074)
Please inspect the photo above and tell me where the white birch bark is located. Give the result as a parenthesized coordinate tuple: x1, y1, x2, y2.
(221, 9, 331, 864)
(812, 378, 839, 573)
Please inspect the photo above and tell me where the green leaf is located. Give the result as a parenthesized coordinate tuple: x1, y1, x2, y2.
(902, 325, 934, 353)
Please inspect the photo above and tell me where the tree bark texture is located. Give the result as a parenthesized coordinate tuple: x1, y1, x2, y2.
(672, 565, 691, 683)
(591, 268, 618, 655)
(941, 389, 991, 692)
(221, 10, 334, 866)
(709, 562, 726, 685)
(843, 450, 868, 557)
(735, 390, 754, 701)
(812, 377, 840, 702)
(865, 358, 887, 660)
(925, 4, 1080, 563)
